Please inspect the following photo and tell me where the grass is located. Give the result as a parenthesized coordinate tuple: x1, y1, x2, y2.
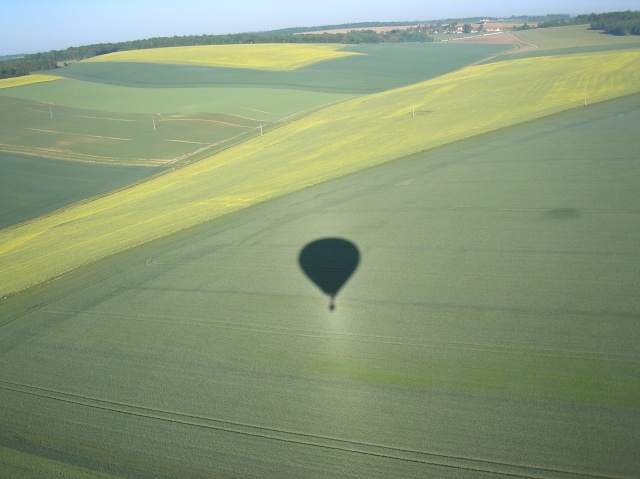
(0, 92, 638, 478)
(0, 74, 64, 89)
(1, 49, 639, 296)
(83, 44, 363, 70)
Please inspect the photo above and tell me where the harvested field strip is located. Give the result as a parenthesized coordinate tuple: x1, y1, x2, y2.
(0, 74, 64, 89)
(83, 44, 363, 71)
(0, 380, 615, 479)
(1, 50, 640, 295)
(26, 128, 131, 141)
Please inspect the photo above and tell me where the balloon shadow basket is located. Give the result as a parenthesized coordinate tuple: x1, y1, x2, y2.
(298, 238, 359, 312)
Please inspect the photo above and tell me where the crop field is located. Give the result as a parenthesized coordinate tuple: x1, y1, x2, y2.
(0, 78, 354, 118)
(489, 24, 640, 63)
(0, 25, 639, 478)
(515, 24, 640, 51)
(84, 44, 364, 70)
(0, 152, 161, 228)
(0, 92, 638, 478)
(56, 43, 512, 93)
(1, 48, 639, 296)
(0, 95, 273, 166)
(0, 42, 512, 246)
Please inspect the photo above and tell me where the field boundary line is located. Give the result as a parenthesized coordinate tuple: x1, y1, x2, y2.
(241, 107, 275, 115)
(26, 128, 131, 141)
(163, 139, 212, 145)
(0, 379, 620, 479)
(160, 118, 253, 128)
(23, 107, 49, 113)
(72, 114, 139, 122)
(507, 31, 540, 51)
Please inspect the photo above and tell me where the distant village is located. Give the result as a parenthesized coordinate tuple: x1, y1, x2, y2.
(406, 20, 522, 36)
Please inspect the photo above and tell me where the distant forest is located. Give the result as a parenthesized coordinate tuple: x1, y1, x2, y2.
(529, 11, 640, 34)
(582, 11, 640, 36)
(1, 11, 638, 80)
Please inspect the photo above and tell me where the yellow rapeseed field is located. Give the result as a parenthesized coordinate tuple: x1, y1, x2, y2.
(0, 74, 64, 89)
(2, 50, 640, 295)
(83, 44, 363, 70)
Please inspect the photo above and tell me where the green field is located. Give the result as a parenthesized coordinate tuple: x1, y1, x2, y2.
(0, 78, 354, 115)
(515, 24, 640, 51)
(491, 24, 640, 62)
(0, 152, 162, 228)
(0, 95, 283, 165)
(2, 48, 638, 297)
(52, 43, 511, 93)
(0, 42, 512, 227)
(1, 93, 638, 478)
(0, 25, 639, 478)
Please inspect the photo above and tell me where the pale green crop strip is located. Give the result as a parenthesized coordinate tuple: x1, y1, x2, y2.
(2, 50, 640, 296)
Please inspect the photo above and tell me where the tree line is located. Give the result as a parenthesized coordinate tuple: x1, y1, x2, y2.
(509, 11, 640, 34)
(513, 14, 587, 30)
(267, 21, 421, 35)
(518, 11, 640, 34)
(579, 11, 640, 36)
(0, 30, 432, 80)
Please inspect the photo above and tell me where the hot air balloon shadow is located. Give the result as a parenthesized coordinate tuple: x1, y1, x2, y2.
(298, 238, 360, 311)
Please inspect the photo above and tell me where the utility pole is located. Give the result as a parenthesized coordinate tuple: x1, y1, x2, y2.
(584, 83, 587, 106)
(260, 124, 263, 136)
(153, 116, 157, 130)
(49, 105, 53, 119)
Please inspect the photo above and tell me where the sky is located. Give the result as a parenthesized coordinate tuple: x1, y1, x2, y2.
(2, 0, 639, 56)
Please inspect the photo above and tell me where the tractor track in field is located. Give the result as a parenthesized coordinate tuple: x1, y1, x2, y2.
(0, 379, 617, 479)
